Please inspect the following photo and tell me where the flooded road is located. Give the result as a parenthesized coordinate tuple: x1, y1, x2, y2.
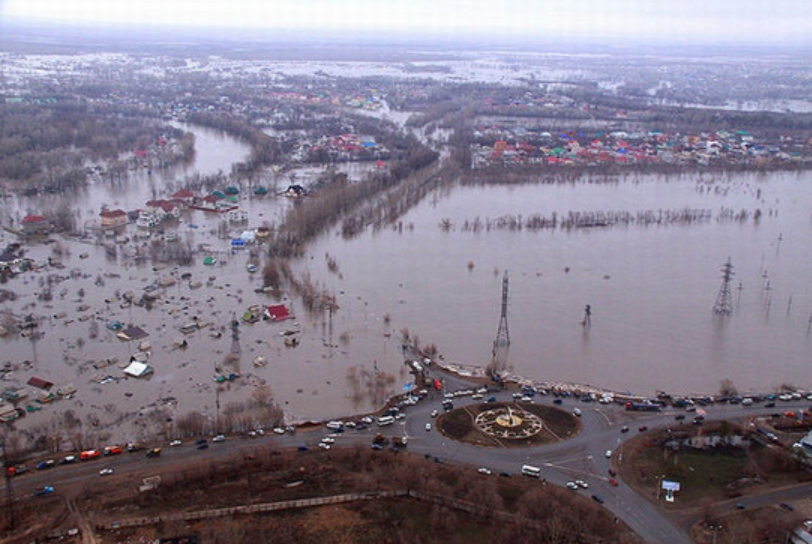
(3, 125, 812, 443)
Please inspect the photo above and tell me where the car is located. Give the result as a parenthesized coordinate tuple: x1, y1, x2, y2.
(212, 434, 226, 443)
(361, 416, 374, 425)
(273, 427, 286, 435)
(196, 442, 209, 450)
(566, 482, 579, 490)
(608, 468, 617, 477)
(104, 445, 123, 456)
(34, 485, 55, 496)
(605, 450, 612, 458)
(575, 479, 588, 488)
(195, 438, 208, 446)
(735, 503, 746, 510)
(621, 426, 629, 433)
(499, 471, 512, 478)
(553, 398, 563, 405)
(99, 468, 114, 476)
(609, 478, 619, 486)
(425, 423, 432, 431)
(638, 425, 648, 432)
(321, 436, 335, 444)
(297, 446, 309, 452)
(318, 442, 331, 450)
(478, 467, 492, 475)
(592, 494, 605, 504)
(780, 502, 794, 511)
(36, 460, 55, 470)
(80, 449, 100, 461)
(765, 401, 776, 408)
(146, 447, 161, 458)
(169, 440, 182, 447)
(572, 407, 582, 417)
(430, 410, 438, 418)
(675, 414, 686, 420)
(371, 443, 383, 451)
(355, 423, 368, 431)
(60, 455, 76, 465)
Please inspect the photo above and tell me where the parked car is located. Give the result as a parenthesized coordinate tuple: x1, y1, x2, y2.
(477, 467, 492, 475)
(99, 468, 114, 476)
(592, 494, 605, 504)
(169, 440, 182, 447)
(212, 434, 226, 443)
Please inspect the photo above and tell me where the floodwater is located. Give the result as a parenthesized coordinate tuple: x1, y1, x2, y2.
(299, 170, 812, 399)
(3, 125, 812, 443)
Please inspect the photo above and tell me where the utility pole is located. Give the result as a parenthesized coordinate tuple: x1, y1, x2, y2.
(493, 271, 510, 352)
(1, 436, 16, 530)
(490, 271, 511, 375)
(712, 258, 735, 316)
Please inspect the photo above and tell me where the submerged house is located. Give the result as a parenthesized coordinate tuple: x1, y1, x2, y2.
(123, 361, 153, 378)
(100, 209, 128, 229)
(21, 215, 49, 235)
(265, 304, 292, 321)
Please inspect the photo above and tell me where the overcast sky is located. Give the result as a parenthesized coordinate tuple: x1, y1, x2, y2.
(2, 0, 811, 45)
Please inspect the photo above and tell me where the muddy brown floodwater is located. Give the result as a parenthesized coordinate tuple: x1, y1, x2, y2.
(2, 126, 812, 446)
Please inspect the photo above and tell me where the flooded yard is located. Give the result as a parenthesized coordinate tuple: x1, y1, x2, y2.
(2, 123, 812, 444)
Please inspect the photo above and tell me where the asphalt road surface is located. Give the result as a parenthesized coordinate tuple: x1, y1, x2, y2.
(7, 372, 812, 544)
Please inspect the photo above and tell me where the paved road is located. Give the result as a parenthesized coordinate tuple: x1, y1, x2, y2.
(6, 372, 812, 544)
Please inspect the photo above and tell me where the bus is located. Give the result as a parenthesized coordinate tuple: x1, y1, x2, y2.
(377, 415, 395, 426)
(521, 464, 541, 478)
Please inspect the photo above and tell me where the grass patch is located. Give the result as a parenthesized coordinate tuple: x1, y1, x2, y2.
(437, 402, 580, 447)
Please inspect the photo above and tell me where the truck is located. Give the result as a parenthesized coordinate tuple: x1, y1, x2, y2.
(625, 401, 662, 412)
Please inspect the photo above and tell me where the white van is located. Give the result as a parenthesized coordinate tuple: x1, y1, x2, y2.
(521, 464, 541, 478)
(377, 415, 395, 426)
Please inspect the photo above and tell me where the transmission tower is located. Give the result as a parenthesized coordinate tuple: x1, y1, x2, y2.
(712, 257, 735, 316)
(493, 271, 511, 353)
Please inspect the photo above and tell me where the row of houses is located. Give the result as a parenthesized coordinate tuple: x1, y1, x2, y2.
(472, 128, 812, 169)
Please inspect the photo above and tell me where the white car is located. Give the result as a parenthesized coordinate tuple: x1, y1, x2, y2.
(605, 450, 612, 458)
(431, 410, 438, 418)
(321, 436, 335, 444)
(273, 427, 286, 435)
(212, 435, 226, 443)
(425, 423, 432, 431)
(169, 440, 182, 447)
(318, 442, 331, 450)
(575, 479, 589, 489)
(566, 482, 579, 490)
(572, 407, 582, 417)
(477, 467, 492, 475)
(99, 468, 114, 476)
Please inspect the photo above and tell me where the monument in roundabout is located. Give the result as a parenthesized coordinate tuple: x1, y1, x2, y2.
(474, 404, 544, 439)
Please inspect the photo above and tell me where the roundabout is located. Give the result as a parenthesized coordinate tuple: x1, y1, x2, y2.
(475, 404, 545, 439)
(437, 401, 580, 447)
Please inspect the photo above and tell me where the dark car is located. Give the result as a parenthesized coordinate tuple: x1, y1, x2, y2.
(621, 426, 629, 433)
(675, 414, 686, 421)
(780, 502, 794, 511)
(196, 442, 209, 450)
(553, 398, 563, 405)
(735, 503, 746, 510)
(592, 494, 605, 504)
(499, 471, 512, 478)
(765, 401, 776, 408)
(297, 446, 309, 452)
(36, 460, 55, 470)
(638, 425, 648, 432)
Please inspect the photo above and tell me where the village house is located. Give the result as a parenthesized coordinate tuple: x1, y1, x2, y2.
(99, 209, 128, 229)
(21, 214, 49, 235)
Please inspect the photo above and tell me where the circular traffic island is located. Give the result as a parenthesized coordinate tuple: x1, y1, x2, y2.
(437, 401, 581, 447)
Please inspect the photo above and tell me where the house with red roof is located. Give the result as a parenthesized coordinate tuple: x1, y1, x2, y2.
(99, 209, 128, 229)
(21, 215, 49, 235)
